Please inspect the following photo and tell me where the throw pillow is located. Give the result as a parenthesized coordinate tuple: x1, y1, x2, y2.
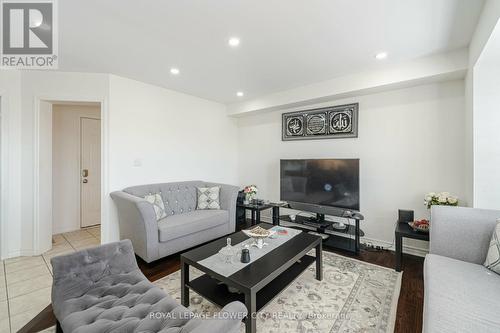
(197, 186, 221, 210)
(484, 219, 500, 275)
(144, 192, 167, 221)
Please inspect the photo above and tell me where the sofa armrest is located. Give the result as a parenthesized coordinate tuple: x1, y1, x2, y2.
(204, 182, 239, 232)
(186, 301, 247, 333)
(430, 206, 500, 264)
(110, 191, 159, 262)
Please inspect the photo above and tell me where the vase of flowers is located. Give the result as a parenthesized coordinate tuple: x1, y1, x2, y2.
(243, 185, 258, 204)
(424, 192, 458, 209)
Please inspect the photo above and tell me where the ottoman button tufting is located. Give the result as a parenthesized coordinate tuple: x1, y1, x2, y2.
(50, 240, 245, 333)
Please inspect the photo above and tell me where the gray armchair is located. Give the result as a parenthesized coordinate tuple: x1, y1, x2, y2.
(423, 206, 500, 333)
(51, 240, 246, 333)
(429, 205, 499, 264)
(111, 181, 239, 262)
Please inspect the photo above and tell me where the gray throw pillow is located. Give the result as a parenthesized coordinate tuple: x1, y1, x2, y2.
(144, 192, 167, 220)
(197, 186, 221, 210)
(484, 219, 500, 275)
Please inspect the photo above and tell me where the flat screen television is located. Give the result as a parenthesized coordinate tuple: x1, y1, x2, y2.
(280, 159, 360, 216)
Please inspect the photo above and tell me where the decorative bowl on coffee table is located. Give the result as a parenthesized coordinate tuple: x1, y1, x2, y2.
(243, 226, 276, 249)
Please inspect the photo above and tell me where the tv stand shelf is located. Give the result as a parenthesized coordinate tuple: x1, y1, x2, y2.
(278, 214, 363, 254)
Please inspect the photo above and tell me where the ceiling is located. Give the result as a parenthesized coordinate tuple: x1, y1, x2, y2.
(59, 0, 484, 103)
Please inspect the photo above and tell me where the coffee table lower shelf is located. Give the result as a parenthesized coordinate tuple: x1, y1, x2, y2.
(187, 255, 316, 311)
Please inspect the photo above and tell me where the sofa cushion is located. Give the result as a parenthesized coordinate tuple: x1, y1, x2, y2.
(424, 254, 500, 333)
(144, 192, 167, 220)
(157, 210, 229, 242)
(484, 219, 500, 275)
(196, 186, 220, 210)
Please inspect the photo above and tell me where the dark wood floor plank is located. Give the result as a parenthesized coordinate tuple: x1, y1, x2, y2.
(19, 221, 424, 333)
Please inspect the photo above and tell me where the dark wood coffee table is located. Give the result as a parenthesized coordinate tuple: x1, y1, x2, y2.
(180, 224, 322, 333)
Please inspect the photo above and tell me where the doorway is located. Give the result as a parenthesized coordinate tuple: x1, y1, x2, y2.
(52, 103, 101, 234)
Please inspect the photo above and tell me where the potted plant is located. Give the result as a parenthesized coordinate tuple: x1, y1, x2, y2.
(243, 185, 258, 204)
(424, 192, 459, 209)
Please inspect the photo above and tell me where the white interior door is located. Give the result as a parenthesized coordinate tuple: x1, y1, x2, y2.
(80, 117, 101, 228)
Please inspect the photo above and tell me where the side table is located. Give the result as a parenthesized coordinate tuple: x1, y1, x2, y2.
(395, 222, 429, 271)
(236, 203, 282, 226)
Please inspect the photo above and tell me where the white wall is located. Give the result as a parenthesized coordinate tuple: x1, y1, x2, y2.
(473, 21, 500, 209)
(237, 80, 466, 253)
(465, 0, 500, 206)
(0, 71, 23, 258)
(106, 75, 238, 241)
(52, 104, 101, 234)
(474, 64, 500, 209)
(38, 100, 54, 253)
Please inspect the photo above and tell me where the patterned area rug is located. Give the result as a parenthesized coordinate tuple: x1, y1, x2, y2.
(154, 252, 402, 332)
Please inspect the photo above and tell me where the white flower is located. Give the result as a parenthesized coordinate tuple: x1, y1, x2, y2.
(440, 192, 450, 198)
(425, 196, 433, 202)
(448, 197, 458, 204)
(438, 196, 447, 203)
(427, 192, 436, 197)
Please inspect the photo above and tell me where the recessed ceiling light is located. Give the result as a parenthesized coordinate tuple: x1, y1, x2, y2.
(170, 68, 180, 75)
(228, 37, 240, 47)
(236, 91, 244, 97)
(375, 52, 388, 60)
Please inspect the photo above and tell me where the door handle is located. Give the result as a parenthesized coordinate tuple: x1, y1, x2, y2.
(82, 169, 88, 177)
(82, 179, 88, 183)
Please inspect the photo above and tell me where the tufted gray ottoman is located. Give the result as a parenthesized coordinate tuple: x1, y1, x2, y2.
(51, 239, 246, 333)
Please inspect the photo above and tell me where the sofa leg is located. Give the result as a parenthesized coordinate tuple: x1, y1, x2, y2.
(56, 320, 63, 333)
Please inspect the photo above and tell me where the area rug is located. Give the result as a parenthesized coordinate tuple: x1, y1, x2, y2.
(154, 251, 402, 333)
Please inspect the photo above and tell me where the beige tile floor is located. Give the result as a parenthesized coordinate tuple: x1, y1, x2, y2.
(0, 225, 101, 333)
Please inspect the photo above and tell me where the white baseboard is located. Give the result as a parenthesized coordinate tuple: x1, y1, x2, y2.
(2, 249, 36, 260)
(52, 226, 79, 235)
(360, 236, 428, 257)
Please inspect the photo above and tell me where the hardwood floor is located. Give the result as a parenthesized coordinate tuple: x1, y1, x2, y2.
(19, 222, 424, 333)
(336, 247, 425, 332)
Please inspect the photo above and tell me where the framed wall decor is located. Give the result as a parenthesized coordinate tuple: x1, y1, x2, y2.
(282, 103, 358, 141)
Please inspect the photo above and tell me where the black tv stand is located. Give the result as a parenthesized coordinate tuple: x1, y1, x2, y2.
(308, 213, 325, 222)
(278, 210, 364, 254)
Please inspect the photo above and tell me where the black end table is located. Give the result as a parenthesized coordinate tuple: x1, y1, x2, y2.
(236, 203, 281, 226)
(395, 222, 429, 271)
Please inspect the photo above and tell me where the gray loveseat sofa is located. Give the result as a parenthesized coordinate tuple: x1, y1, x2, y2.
(423, 206, 500, 333)
(51, 240, 246, 333)
(111, 181, 239, 263)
